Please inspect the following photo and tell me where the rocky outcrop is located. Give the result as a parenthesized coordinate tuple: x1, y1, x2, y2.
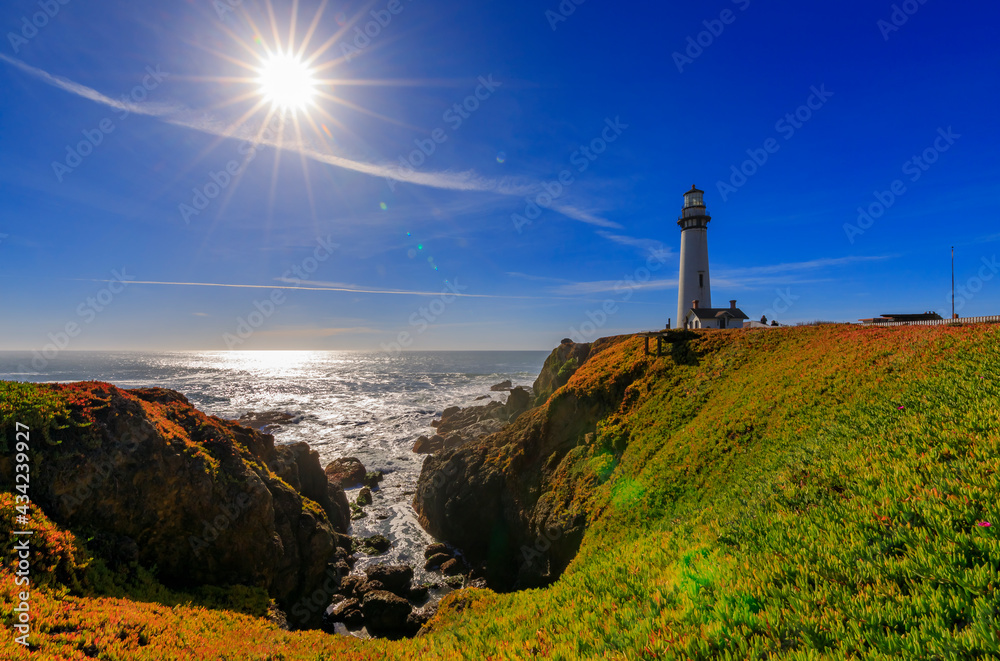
(270, 442, 350, 533)
(414, 337, 639, 590)
(364, 564, 414, 594)
(531, 340, 594, 406)
(0, 383, 348, 629)
(237, 410, 297, 433)
(324, 457, 367, 489)
(413, 387, 535, 455)
(362, 591, 412, 637)
(321, 561, 432, 638)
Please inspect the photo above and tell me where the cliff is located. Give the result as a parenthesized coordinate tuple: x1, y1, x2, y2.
(413, 335, 643, 588)
(0, 382, 350, 629)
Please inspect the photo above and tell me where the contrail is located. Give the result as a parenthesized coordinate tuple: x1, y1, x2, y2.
(0, 53, 178, 119)
(0, 53, 621, 229)
(66, 277, 579, 301)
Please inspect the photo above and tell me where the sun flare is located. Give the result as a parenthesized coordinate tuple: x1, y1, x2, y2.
(257, 52, 318, 112)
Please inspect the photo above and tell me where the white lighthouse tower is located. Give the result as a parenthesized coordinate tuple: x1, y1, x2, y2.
(676, 185, 712, 327)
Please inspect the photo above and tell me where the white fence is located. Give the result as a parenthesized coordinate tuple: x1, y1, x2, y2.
(865, 315, 1000, 327)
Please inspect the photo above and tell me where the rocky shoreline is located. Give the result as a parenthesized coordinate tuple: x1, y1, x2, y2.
(0, 340, 591, 640)
(412, 338, 617, 591)
(315, 378, 535, 638)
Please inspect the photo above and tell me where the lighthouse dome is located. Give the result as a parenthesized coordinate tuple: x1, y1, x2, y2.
(683, 185, 705, 208)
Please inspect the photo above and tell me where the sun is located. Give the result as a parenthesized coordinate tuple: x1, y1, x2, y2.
(257, 52, 318, 112)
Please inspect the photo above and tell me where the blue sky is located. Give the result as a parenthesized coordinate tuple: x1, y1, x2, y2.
(1, 0, 998, 351)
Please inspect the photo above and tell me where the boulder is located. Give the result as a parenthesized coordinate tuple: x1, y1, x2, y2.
(324, 597, 363, 630)
(424, 553, 451, 571)
(364, 564, 414, 595)
(363, 471, 384, 489)
(490, 380, 513, 391)
(408, 583, 430, 602)
(440, 558, 464, 575)
(356, 487, 373, 507)
(337, 575, 365, 599)
(354, 534, 391, 555)
(361, 591, 413, 636)
(423, 543, 450, 559)
(360, 580, 386, 595)
(325, 457, 367, 489)
(333, 533, 354, 553)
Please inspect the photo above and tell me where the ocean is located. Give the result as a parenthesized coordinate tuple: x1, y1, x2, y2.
(0, 350, 549, 585)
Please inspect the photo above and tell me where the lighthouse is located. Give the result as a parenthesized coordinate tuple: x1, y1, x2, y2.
(676, 185, 712, 326)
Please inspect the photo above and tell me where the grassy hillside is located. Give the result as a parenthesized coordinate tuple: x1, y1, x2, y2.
(2, 324, 998, 659)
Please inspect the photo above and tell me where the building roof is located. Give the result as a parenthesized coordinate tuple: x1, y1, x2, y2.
(859, 312, 943, 323)
(687, 307, 749, 321)
(881, 312, 943, 321)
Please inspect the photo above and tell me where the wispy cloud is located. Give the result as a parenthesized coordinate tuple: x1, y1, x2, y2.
(551, 205, 621, 229)
(596, 231, 673, 256)
(505, 272, 573, 284)
(716, 255, 892, 277)
(548, 279, 677, 296)
(712, 276, 834, 290)
(0, 53, 179, 119)
(61, 276, 577, 301)
(544, 254, 891, 297)
(279, 277, 577, 300)
(0, 54, 614, 228)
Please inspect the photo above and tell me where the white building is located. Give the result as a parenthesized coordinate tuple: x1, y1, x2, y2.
(684, 300, 750, 330)
(676, 185, 749, 330)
